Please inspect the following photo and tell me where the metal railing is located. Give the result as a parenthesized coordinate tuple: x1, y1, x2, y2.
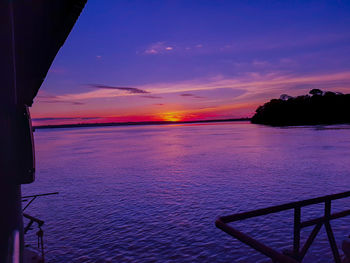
(22, 192, 59, 212)
(22, 192, 59, 262)
(215, 190, 350, 263)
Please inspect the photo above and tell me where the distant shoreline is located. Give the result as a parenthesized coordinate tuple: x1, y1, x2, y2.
(33, 118, 251, 130)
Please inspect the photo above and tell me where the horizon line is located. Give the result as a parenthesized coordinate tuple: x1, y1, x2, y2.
(33, 117, 251, 130)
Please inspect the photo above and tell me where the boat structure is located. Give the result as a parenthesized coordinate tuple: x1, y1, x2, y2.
(216, 191, 350, 262)
(22, 192, 58, 262)
(0, 1, 87, 262)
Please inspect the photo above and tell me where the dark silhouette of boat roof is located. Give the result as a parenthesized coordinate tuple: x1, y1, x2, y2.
(1, 0, 87, 106)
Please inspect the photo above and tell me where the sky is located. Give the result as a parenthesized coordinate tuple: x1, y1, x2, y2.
(31, 0, 350, 126)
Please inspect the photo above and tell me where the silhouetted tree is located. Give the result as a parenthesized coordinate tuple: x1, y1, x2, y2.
(251, 89, 350, 126)
(309, 89, 323, 96)
(280, 94, 293, 101)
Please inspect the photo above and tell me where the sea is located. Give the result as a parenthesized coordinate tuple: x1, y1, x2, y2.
(22, 121, 350, 262)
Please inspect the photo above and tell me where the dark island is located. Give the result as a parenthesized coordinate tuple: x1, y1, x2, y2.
(251, 89, 350, 126)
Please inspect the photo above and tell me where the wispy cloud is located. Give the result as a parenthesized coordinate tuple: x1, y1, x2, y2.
(144, 42, 175, 55)
(140, 95, 163, 99)
(141, 33, 350, 57)
(40, 100, 85, 105)
(37, 91, 85, 105)
(37, 71, 350, 108)
(180, 93, 205, 99)
(91, 84, 149, 94)
(142, 42, 209, 55)
(37, 91, 58, 99)
(32, 117, 98, 121)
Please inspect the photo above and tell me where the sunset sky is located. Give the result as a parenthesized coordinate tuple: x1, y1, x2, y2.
(31, 0, 350, 126)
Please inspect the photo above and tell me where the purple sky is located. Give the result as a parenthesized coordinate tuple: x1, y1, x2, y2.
(31, 0, 350, 125)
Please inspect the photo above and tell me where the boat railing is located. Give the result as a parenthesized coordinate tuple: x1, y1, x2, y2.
(215, 190, 350, 263)
(22, 192, 59, 262)
(22, 192, 59, 212)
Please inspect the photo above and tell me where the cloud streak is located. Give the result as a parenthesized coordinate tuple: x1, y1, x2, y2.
(33, 117, 98, 121)
(144, 42, 175, 55)
(180, 93, 204, 99)
(91, 84, 149, 94)
(37, 91, 85, 105)
(36, 71, 350, 110)
(40, 100, 85, 105)
(140, 95, 163, 99)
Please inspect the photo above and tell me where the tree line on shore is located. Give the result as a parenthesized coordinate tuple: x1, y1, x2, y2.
(251, 89, 350, 126)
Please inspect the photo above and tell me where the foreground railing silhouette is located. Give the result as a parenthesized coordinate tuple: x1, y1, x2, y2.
(22, 192, 59, 262)
(216, 191, 350, 263)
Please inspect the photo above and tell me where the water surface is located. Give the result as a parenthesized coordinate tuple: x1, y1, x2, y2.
(23, 122, 350, 262)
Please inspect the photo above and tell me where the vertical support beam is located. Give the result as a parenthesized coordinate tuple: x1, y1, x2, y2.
(325, 201, 341, 263)
(0, 2, 24, 263)
(0, 185, 23, 263)
(293, 206, 301, 260)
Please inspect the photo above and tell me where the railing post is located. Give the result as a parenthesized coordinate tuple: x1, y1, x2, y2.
(325, 200, 341, 263)
(293, 206, 301, 260)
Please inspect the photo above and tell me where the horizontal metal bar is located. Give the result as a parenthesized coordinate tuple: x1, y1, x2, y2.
(22, 192, 59, 199)
(300, 209, 350, 228)
(221, 190, 350, 223)
(215, 218, 298, 263)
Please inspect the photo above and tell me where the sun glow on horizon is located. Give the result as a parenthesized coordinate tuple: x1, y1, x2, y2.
(159, 112, 184, 122)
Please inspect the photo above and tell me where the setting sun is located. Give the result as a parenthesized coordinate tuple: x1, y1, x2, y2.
(160, 112, 183, 122)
